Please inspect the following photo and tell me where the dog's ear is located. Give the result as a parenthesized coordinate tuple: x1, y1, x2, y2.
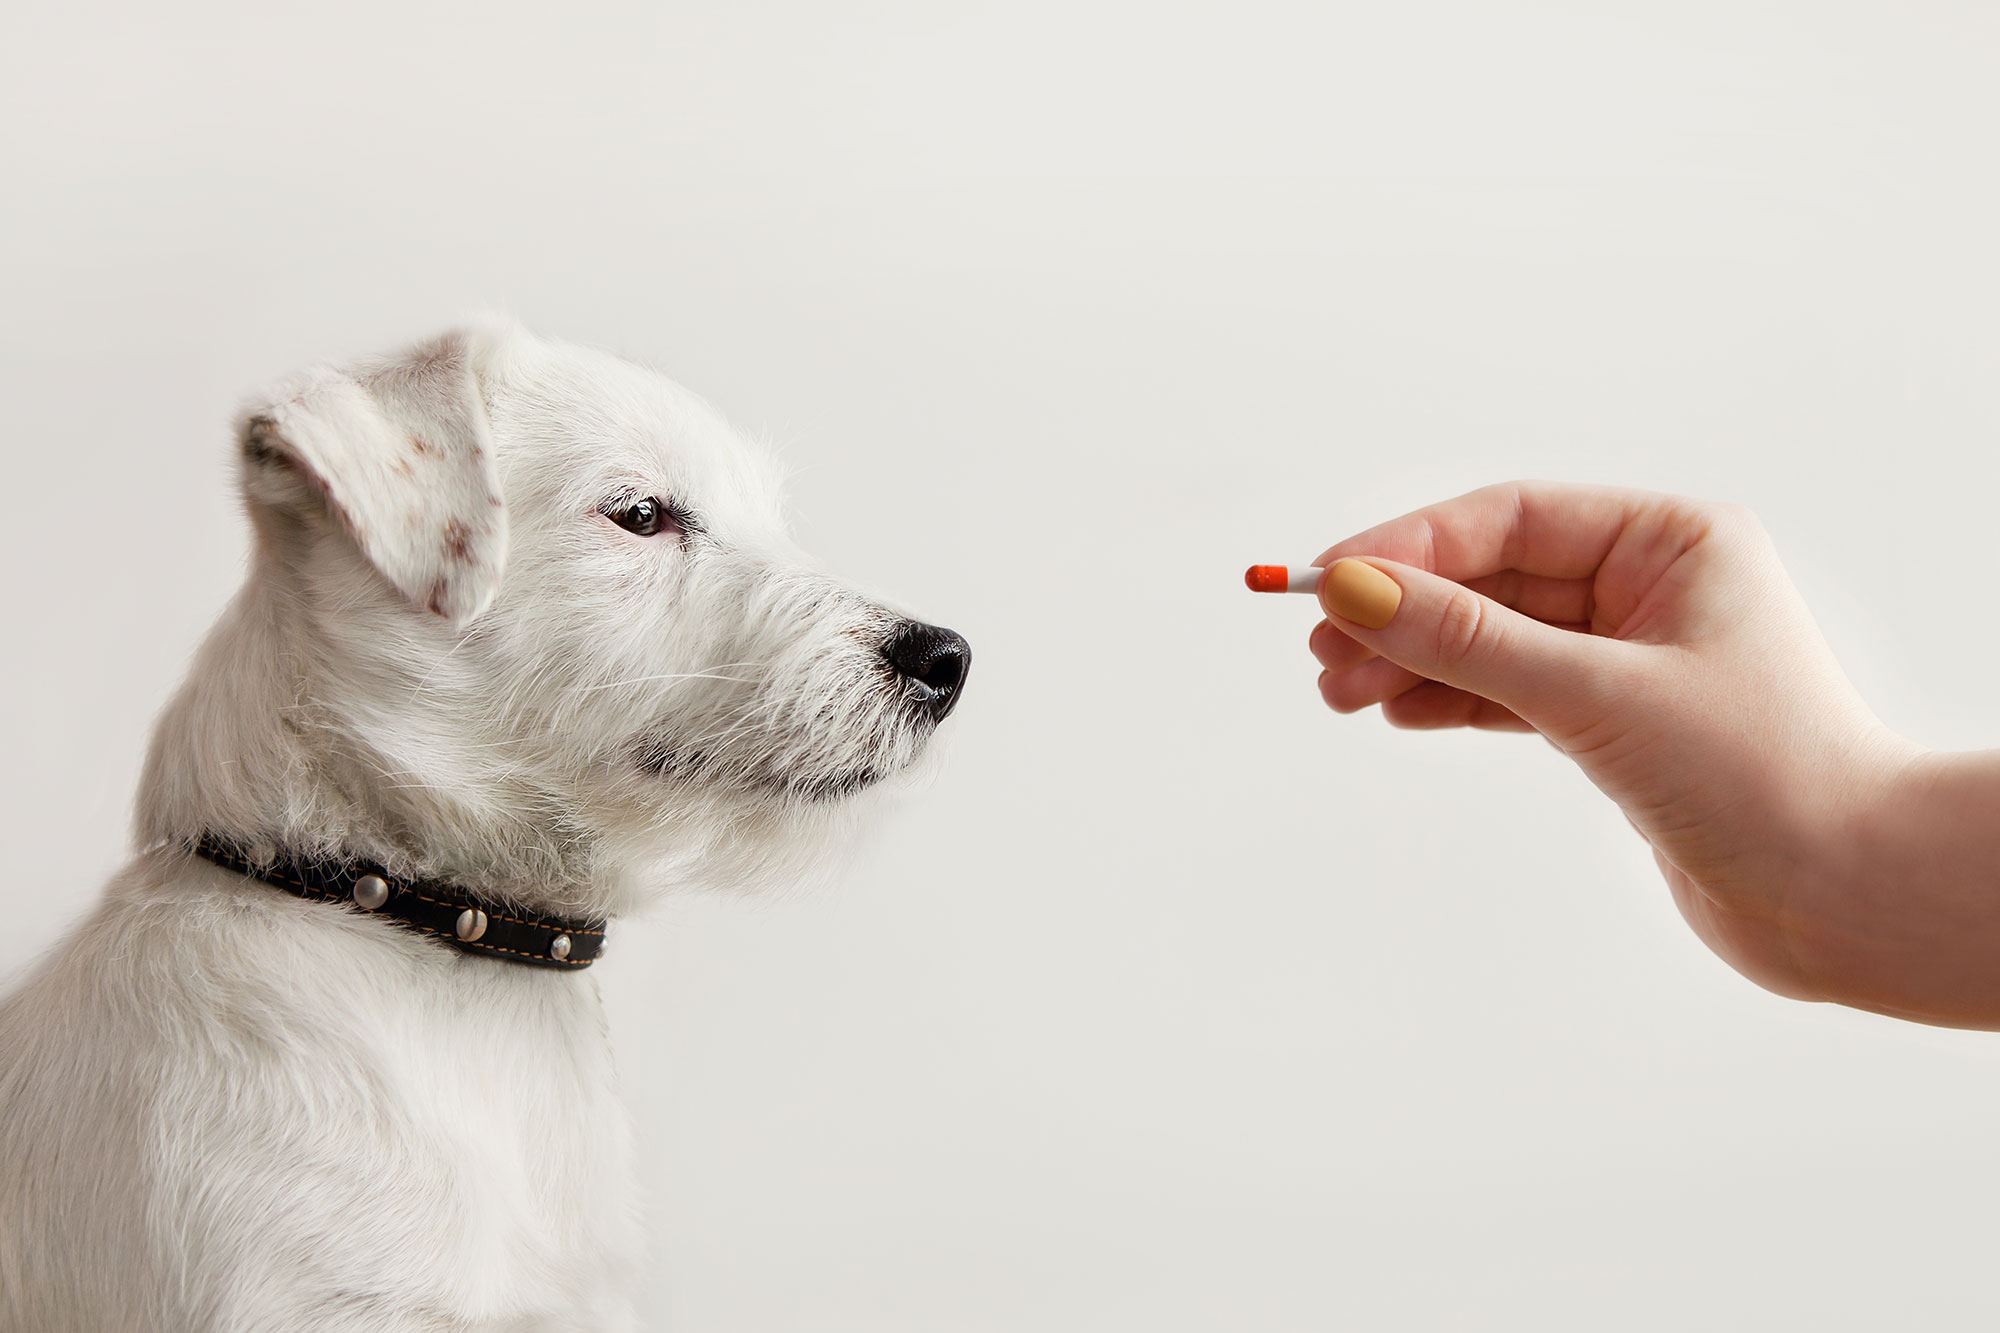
(239, 329, 507, 627)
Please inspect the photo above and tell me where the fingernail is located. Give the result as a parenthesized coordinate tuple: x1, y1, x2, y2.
(1318, 559, 1402, 629)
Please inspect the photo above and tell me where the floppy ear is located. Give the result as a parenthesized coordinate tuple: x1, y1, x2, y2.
(239, 329, 507, 626)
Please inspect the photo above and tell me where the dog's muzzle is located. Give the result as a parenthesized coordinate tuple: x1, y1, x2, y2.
(881, 621, 971, 722)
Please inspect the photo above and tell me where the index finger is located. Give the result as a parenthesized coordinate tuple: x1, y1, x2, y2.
(1313, 480, 1698, 583)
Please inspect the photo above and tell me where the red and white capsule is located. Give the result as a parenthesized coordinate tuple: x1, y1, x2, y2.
(1243, 565, 1325, 594)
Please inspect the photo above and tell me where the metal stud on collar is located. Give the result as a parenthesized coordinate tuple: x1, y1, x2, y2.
(352, 874, 391, 910)
(455, 908, 488, 942)
(549, 934, 572, 961)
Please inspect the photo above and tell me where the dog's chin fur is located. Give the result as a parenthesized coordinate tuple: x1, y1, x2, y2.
(633, 705, 934, 802)
(615, 702, 944, 883)
(0, 319, 965, 1332)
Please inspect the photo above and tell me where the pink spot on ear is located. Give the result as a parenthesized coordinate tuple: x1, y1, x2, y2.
(442, 518, 472, 562)
(427, 581, 451, 616)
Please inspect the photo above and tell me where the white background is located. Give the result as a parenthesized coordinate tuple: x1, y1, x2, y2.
(6, 3, 2000, 1328)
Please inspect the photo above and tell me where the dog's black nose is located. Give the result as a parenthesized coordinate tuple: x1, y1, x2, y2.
(882, 621, 971, 721)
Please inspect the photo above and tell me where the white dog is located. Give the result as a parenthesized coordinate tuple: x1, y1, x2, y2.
(0, 319, 970, 1331)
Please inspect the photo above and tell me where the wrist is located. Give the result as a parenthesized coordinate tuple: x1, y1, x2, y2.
(1804, 728, 1931, 891)
(1783, 740, 2000, 1027)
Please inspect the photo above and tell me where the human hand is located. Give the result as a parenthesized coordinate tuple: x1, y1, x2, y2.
(1306, 482, 1922, 1007)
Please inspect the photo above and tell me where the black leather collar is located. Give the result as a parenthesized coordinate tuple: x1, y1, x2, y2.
(190, 835, 607, 971)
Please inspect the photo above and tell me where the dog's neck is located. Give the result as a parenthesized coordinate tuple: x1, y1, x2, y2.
(135, 578, 618, 919)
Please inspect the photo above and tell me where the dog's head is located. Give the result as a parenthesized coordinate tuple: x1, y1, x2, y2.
(189, 318, 967, 909)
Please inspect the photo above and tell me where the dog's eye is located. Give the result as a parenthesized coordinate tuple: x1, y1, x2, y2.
(603, 497, 682, 538)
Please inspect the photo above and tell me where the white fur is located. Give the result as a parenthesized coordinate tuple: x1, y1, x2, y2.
(0, 320, 960, 1331)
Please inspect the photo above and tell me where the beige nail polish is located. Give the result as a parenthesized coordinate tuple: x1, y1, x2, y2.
(1319, 559, 1402, 629)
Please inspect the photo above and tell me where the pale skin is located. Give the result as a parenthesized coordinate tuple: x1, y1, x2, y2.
(1310, 481, 2000, 1031)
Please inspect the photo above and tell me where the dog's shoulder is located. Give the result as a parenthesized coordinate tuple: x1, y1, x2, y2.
(1, 853, 641, 1331)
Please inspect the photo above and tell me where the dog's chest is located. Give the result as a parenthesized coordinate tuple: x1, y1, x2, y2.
(141, 890, 644, 1327)
(349, 968, 643, 1321)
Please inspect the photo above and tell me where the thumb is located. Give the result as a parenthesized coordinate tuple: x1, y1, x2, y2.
(1317, 557, 1624, 720)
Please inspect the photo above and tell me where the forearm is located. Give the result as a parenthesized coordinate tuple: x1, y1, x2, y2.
(1786, 749, 2000, 1029)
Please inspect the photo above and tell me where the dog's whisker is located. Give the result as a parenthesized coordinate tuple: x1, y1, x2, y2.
(568, 668, 760, 695)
